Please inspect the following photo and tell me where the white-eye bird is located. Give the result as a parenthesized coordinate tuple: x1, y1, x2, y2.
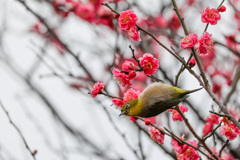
(120, 82, 202, 118)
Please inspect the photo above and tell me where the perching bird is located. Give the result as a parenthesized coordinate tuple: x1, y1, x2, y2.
(120, 82, 202, 118)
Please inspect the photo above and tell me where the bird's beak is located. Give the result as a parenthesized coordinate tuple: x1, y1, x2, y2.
(119, 110, 126, 117)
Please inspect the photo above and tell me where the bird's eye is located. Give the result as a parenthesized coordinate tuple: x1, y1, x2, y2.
(125, 104, 130, 109)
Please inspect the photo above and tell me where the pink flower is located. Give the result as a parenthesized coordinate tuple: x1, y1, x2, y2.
(197, 32, 214, 55)
(206, 114, 219, 125)
(129, 116, 137, 121)
(70, 83, 82, 89)
(212, 83, 222, 99)
(139, 53, 159, 76)
(111, 88, 140, 107)
(218, 6, 226, 12)
(74, 3, 95, 22)
(168, 105, 188, 122)
(188, 58, 196, 68)
(172, 138, 199, 160)
(123, 88, 141, 103)
(145, 120, 150, 125)
(225, 34, 238, 50)
(118, 10, 140, 41)
(203, 122, 213, 135)
(201, 7, 221, 25)
(219, 117, 240, 140)
(111, 98, 124, 107)
(203, 114, 219, 135)
(180, 140, 199, 160)
(149, 127, 165, 145)
(228, 108, 240, 120)
(127, 26, 141, 41)
(94, 6, 114, 29)
(118, 10, 138, 31)
(169, 14, 181, 32)
(199, 46, 215, 71)
(114, 14, 119, 19)
(89, 0, 103, 9)
(171, 138, 184, 154)
(128, 71, 137, 79)
(144, 117, 156, 125)
(155, 15, 168, 28)
(187, 0, 195, 6)
(226, 79, 232, 86)
(122, 61, 137, 71)
(219, 123, 240, 140)
(90, 82, 104, 98)
(180, 33, 198, 49)
(112, 68, 136, 87)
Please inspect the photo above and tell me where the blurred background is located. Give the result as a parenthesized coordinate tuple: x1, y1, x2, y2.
(0, 0, 239, 160)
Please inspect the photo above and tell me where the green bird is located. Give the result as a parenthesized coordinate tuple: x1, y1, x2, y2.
(120, 82, 202, 118)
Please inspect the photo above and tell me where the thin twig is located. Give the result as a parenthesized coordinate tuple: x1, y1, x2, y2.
(95, 92, 123, 100)
(175, 53, 194, 86)
(210, 111, 230, 118)
(129, 45, 141, 67)
(138, 128, 145, 160)
(203, 23, 210, 33)
(224, 65, 240, 105)
(218, 140, 229, 157)
(174, 67, 185, 86)
(214, 41, 240, 59)
(0, 100, 37, 160)
(203, 122, 222, 141)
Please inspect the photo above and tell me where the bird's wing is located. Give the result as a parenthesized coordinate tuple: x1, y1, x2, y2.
(149, 95, 189, 110)
(140, 83, 175, 106)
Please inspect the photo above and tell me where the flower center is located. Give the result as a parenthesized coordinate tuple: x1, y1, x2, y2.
(146, 62, 152, 69)
(123, 16, 130, 23)
(209, 10, 215, 17)
(184, 38, 191, 43)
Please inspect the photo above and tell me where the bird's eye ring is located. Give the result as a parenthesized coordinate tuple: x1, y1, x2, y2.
(125, 104, 130, 109)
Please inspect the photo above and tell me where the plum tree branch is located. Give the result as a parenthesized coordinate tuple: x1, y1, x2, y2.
(0, 100, 37, 160)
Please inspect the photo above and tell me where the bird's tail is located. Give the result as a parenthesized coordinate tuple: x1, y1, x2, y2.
(185, 87, 203, 94)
